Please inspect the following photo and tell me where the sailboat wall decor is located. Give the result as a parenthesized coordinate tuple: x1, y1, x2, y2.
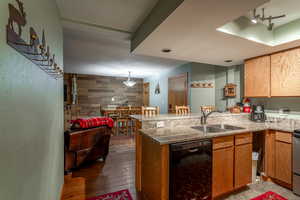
(6, 0, 63, 79)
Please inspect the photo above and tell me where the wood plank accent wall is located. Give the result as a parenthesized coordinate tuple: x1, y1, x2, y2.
(64, 73, 144, 108)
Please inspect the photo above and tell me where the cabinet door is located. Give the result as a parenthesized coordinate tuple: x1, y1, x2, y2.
(244, 56, 271, 97)
(271, 48, 300, 96)
(235, 143, 252, 188)
(265, 131, 276, 178)
(275, 141, 292, 184)
(213, 147, 234, 197)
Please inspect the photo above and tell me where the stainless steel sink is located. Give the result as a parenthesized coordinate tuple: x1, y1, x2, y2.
(208, 124, 245, 131)
(191, 124, 245, 133)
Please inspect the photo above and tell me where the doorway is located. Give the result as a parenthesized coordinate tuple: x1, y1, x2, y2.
(168, 73, 188, 113)
(143, 82, 150, 106)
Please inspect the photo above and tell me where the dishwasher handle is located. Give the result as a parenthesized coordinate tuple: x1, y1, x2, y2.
(170, 140, 212, 151)
(188, 148, 199, 153)
(294, 132, 300, 139)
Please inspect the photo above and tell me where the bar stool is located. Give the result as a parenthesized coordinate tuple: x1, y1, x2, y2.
(141, 106, 160, 116)
(175, 105, 191, 115)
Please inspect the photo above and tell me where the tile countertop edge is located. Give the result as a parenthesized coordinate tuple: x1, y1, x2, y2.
(130, 112, 250, 121)
(130, 112, 300, 121)
(139, 124, 296, 145)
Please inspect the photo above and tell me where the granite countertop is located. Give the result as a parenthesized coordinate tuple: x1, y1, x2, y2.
(139, 121, 299, 145)
(130, 112, 249, 121)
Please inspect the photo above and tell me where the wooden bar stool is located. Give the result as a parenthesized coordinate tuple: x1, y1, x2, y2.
(200, 106, 216, 114)
(141, 106, 160, 116)
(175, 105, 191, 115)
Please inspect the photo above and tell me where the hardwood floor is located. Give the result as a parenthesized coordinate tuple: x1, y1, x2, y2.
(73, 135, 139, 199)
(62, 176, 85, 200)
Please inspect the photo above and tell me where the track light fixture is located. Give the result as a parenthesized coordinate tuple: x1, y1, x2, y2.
(251, 9, 259, 24)
(250, 8, 286, 31)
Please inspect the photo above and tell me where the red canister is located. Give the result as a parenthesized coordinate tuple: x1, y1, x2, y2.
(243, 106, 251, 113)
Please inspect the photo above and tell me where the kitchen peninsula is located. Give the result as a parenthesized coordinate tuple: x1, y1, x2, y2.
(132, 113, 300, 200)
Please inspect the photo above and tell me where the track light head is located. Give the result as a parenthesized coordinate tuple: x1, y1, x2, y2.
(251, 18, 258, 24)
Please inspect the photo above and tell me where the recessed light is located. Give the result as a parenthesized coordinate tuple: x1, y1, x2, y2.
(251, 18, 258, 24)
(162, 48, 172, 53)
(225, 60, 233, 63)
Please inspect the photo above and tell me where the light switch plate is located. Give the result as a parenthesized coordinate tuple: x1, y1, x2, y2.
(156, 121, 165, 128)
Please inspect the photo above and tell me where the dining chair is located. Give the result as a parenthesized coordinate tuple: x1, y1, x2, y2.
(200, 106, 216, 114)
(141, 106, 160, 116)
(175, 105, 191, 115)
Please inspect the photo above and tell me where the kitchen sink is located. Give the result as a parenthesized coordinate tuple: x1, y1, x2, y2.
(191, 124, 245, 133)
(208, 124, 245, 130)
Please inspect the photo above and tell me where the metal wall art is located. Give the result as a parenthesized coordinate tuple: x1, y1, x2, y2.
(6, 0, 63, 79)
(155, 83, 160, 94)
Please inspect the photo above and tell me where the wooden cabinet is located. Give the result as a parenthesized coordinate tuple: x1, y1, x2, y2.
(245, 47, 300, 97)
(244, 56, 271, 97)
(275, 131, 292, 185)
(141, 135, 169, 200)
(265, 130, 276, 178)
(212, 146, 234, 197)
(271, 48, 300, 96)
(234, 134, 252, 189)
(275, 141, 292, 184)
(265, 131, 292, 185)
(212, 133, 253, 198)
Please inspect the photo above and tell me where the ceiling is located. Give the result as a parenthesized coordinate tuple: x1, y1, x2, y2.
(246, 0, 300, 28)
(56, 0, 159, 33)
(132, 0, 300, 66)
(57, 0, 186, 77)
(63, 24, 186, 78)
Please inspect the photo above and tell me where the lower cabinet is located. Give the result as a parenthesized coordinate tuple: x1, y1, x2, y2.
(275, 141, 292, 184)
(212, 146, 234, 197)
(265, 131, 292, 186)
(212, 133, 252, 198)
(235, 143, 252, 188)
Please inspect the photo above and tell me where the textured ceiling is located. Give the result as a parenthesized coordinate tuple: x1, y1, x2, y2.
(63, 25, 186, 78)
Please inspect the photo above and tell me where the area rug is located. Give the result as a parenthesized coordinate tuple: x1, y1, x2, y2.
(251, 191, 287, 200)
(87, 189, 133, 200)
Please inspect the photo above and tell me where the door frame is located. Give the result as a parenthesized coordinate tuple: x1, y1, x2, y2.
(143, 82, 150, 106)
(168, 72, 188, 113)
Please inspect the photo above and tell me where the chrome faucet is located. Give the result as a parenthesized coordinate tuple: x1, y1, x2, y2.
(200, 109, 222, 125)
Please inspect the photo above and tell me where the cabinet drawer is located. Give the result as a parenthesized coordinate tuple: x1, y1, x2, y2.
(276, 131, 292, 144)
(213, 136, 234, 150)
(235, 133, 252, 146)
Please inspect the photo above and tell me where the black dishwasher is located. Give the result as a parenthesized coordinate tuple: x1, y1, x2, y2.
(170, 139, 212, 200)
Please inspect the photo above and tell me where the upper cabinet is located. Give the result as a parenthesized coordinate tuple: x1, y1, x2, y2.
(245, 47, 300, 97)
(244, 56, 271, 97)
(271, 48, 300, 96)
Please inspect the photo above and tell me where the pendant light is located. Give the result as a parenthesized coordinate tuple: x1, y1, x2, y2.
(123, 71, 136, 87)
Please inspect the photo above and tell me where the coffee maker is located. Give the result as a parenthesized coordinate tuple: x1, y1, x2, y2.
(251, 105, 266, 122)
